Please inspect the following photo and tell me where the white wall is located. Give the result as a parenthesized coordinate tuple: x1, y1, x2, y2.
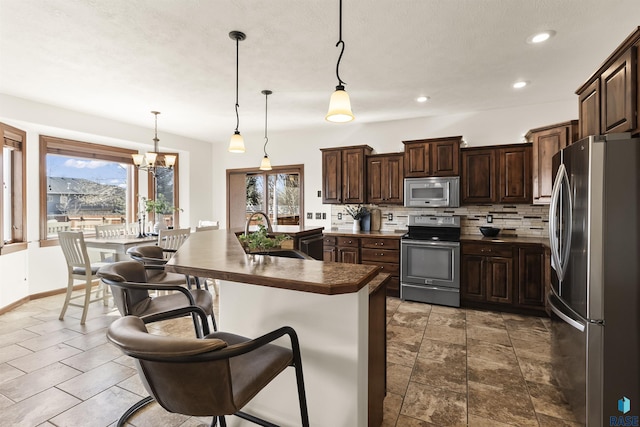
(0, 93, 576, 309)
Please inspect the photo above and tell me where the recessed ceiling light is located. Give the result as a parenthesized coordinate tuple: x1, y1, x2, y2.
(416, 96, 430, 103)
(513, 81, 528, 89)
(527, 30, 556, 44)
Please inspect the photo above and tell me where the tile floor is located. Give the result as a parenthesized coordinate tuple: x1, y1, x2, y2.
(0, 291, 582, 426)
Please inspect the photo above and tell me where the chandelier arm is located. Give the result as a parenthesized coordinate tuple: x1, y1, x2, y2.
(335, 40, 346, 87)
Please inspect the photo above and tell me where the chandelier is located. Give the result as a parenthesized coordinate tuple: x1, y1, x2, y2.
(132, 111, 176, 174)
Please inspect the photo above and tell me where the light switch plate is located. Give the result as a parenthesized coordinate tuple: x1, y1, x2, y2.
(337, 213, 342, 220)
(322, 213, 326, 219)
(388, 213, 393, 221)
(487, 214, 493, 223)
(315, 212, 322, 220)
(307, 212, 313, 219)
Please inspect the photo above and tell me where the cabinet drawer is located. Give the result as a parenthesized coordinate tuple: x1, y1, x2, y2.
(337, 236, 360, 247)
(361, 237, 400, 250)
(362, 260, 399, 276)
(361, 248, 399, 264)
(323, 236, 337, 246)
(462, 242, 512, 258)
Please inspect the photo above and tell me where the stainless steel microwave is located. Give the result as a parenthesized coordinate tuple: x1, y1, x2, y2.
(403, 177, 460, 207)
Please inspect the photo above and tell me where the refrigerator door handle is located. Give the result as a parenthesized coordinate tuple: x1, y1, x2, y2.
(548, 164, 572, 282)
(548, 292, 586, 332)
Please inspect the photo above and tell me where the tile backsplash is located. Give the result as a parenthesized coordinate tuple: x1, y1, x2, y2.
(331, 204, 549, 238)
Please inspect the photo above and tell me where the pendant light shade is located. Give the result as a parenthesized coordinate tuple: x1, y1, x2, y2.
(326, 0, 354, 123)
(229, 132, 245, 153)
(259, 155, 272, 171)
(326, 85, 354, 123)
(228, 31, 246, 153)
(259, 89, 273, 171)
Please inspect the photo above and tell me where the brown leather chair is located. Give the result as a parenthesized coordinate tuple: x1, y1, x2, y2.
(107, 315, 310, 427)
(97, 261, 216, 335)
(126, 245, 200, 287)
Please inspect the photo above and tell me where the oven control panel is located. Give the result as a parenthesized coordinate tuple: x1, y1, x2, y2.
(408, 215, 460, 227)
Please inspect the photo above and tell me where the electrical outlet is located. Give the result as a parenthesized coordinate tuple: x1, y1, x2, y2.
(317, 190, 322, 197)
(487, 214, 493, 223)
(307, 212, 313, 220)
(322, 213, 326, 219)
(388, 213, 393, 221)
(337, 213, 342, 220)
(315, 212, 322, 219)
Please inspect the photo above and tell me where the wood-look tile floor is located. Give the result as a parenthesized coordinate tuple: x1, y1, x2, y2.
(0, 291, 583, 426)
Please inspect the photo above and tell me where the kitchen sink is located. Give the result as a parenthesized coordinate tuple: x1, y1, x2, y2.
(251, 249, 313, 260)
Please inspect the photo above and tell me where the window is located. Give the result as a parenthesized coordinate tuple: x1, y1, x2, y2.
(227, 165, 304, 230)
(1, 122, 26, 254)
(39, 136, 139, 244)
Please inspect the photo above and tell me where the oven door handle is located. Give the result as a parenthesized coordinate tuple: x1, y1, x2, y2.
(401, 240, 460, 248)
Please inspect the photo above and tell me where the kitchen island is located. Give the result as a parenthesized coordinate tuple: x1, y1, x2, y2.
(166, 228, 386, 427)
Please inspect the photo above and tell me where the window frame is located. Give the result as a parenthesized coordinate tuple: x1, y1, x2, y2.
(226, 164, 304, 230)
(39, 135, 139, 246)
(1, 122, 27, 255)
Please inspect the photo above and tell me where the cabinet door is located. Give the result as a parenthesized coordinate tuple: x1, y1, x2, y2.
(323, 246, 337, 262)
(461, 148, 497, 203)
(322, 150, 342, 204)
(531, 125, 573, 204)
(517, 246, 547, 309)
(601, 48, 636, 134)
(342, 148, 366, 204)
(384, 155, 404, 204)
(338, 247, 360, 264)
(404, 143, 430, 177)
(461, 255, 485, 302)
(367, 157, 384, 204)
(431, 140, 459, 176)
(485, 256, 513, 304)
(578, 79, 600, 139)
(498, 145, 531, 204)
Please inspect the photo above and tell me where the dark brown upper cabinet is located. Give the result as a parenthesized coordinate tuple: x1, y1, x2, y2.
(576, 27, 640, 139)
(461, 143, 532, 205)
(403, 136, 460, 177)
(526, 120, 579, 204)
(321, 145, 372, 204)
(367, 153, 404, 205)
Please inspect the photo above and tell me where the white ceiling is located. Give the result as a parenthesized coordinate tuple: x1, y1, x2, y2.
(1, 0, 639, 144)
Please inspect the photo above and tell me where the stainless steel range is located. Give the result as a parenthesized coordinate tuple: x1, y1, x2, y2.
(400, 215, 461, 307)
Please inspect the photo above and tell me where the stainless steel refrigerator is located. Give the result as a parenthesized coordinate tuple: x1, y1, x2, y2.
(548, 133, 640, 425)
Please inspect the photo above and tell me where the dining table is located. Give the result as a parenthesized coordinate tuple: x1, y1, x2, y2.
(83, 234, 158, 261)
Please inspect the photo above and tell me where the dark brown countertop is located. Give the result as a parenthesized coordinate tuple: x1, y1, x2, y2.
(166, 228, 380, 295)
(324, 229, 405, 238)
(461, 234, 549, 247)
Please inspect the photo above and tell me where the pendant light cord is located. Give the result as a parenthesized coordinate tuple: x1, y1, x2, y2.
(335, 0, 346, 87)
(234, 36, 240, 133)
(263, 91, 269, 156)
(153, 112, 159, 151)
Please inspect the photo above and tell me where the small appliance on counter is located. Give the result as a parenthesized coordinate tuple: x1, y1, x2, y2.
(400, 215, 461, 307)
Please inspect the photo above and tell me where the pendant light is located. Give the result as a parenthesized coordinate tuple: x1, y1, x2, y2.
(259, 90, 273, 171)
(228, 31, 246, 153)
(326, 0, 354, 123)
(132, 111, 176, 175)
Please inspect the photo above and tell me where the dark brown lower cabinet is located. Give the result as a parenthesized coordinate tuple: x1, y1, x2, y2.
(461, 241, 548, 314)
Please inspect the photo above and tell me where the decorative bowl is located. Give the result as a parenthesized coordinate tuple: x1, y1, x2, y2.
(479, 226, 501, 237)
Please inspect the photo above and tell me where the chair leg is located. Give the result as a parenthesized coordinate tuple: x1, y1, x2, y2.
(116, 395, 154, 427)
(291, 339, 310, 427)
(80, 276, 93, 325)
(58, 271, 74, 320)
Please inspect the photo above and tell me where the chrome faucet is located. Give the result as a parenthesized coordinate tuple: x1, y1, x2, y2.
(244, 211, 273, 237)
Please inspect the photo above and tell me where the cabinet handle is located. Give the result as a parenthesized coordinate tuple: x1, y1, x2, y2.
(348, 240, 352, 244)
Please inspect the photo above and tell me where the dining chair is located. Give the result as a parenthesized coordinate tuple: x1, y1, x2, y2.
(106, 315, 309, 427)
(95, 223, 127, 238)
(97, 260, 216, 335)
(157, 227, 191, 259)
(58, 231, 110, 325)
(126, 245, 200, 289)
(195, 225, 219, 232)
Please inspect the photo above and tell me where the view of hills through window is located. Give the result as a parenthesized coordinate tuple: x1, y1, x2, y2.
(46, 154, 128, 225)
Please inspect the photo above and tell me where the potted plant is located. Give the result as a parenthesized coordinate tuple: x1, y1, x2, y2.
(344, 204, 369, 231)
(238, 224, 292, 253)
(144, 194, 181, 233)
